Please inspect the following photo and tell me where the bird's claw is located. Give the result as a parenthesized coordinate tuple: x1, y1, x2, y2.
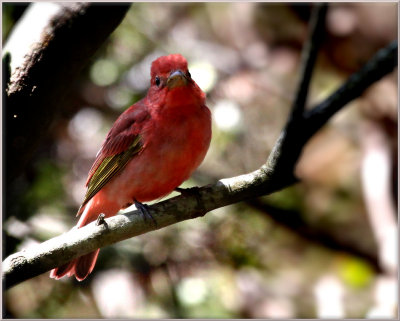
(134, 200, 157, 227)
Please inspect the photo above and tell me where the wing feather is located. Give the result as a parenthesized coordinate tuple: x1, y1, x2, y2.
(77, 100, 149, 215)
(80, 135, 142, 209)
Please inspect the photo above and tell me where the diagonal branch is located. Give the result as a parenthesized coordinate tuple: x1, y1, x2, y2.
(302, 40, 398, 139)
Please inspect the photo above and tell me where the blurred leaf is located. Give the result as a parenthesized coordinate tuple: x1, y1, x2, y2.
(338, 257, 374, 289)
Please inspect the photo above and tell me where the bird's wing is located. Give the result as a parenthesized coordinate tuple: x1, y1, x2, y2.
(78, 101, 150, 214)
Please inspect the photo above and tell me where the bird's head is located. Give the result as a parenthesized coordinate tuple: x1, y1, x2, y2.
(150, 53, 193, 91)
(148, 54, 205, 108)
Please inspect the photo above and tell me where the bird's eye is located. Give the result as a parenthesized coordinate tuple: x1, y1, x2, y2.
(155, 76, 161, 87)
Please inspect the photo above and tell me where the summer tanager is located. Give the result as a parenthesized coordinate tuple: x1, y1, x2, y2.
(50, 54, 212, 281)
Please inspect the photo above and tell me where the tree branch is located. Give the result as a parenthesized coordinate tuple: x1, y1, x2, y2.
(4, 3, 131, 186)
(266, 3, 328, 177)
(291, 3, 327, 118)
(303, 40, 398, 139)
(3, 6, 397, 289)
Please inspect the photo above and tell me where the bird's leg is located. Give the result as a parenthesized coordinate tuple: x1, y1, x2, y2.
(134, 199, 157, 227)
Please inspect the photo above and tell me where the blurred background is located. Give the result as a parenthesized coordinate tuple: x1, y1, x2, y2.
(3, 2, 398, 318)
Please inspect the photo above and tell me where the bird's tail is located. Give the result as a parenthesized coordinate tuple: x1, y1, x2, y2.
(50, 192, 120, 281)
(50, 249, 100, 281)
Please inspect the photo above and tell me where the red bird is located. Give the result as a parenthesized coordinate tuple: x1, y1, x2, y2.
(50, 54, 212, 281)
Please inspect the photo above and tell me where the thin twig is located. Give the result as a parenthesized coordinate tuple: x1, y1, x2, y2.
(291, 3, 328, 119)
(266, 4, 328, 177)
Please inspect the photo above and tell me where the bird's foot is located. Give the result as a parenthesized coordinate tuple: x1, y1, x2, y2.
(134, 200, 157, 227)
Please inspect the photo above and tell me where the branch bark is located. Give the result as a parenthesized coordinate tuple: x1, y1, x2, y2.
(3, 4, 398, 289)
(3, 3, 131, 186)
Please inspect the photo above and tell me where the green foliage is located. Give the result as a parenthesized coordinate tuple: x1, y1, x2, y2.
(24, 160, 65, 210)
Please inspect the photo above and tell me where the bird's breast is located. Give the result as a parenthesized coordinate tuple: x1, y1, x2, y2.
(105, 103, 211, 204)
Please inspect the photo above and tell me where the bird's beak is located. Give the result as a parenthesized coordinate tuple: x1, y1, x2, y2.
(167, 70, 188, 89)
